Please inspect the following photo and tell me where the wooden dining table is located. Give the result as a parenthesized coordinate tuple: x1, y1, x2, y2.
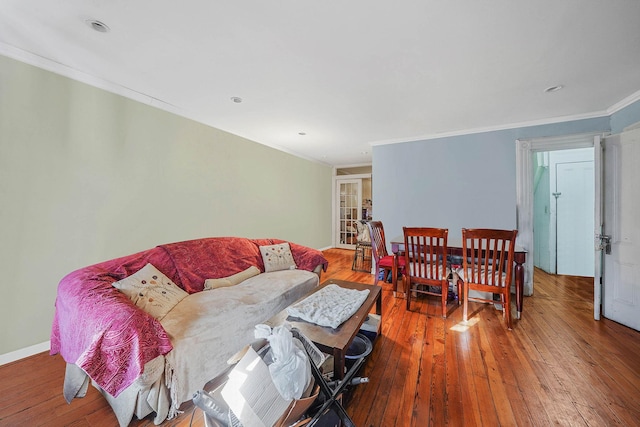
(390, 236, 528, 319)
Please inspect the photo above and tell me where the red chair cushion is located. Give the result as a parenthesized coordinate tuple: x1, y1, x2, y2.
(378, 255, 405, 269)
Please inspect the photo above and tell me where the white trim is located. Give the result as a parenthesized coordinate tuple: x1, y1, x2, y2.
(0, 341, 50, 366)
(4, 42, 639, 167)
(334, 173, 371, 180)
(0, 43, 329, 167)
(332, 162, 374, 169)
(593, 135, 603, 321)
(370, 111, 610, 147)
(607, 89, 640, 115)
(515, 132, 605, 297)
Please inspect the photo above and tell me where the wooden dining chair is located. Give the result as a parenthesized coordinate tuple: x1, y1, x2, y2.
(403, 227, 454, 318)
(460, 228, 518, 329)
(367, 221, 405, 294)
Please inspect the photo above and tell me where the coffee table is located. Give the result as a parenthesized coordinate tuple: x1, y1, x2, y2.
(265, 279, 382, 381)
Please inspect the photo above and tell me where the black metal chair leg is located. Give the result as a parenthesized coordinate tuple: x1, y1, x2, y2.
(306, 354, 366, 427)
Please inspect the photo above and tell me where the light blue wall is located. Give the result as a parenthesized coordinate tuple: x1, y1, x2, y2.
(373, 116, 611, 246)
(533, 153, 551, 272)
(610, 99, 640, 133)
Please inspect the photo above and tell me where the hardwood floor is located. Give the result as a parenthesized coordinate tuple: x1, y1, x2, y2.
(1, 248, 639, 426)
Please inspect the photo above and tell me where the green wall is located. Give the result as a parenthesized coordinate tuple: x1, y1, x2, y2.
(0, 55, 333, 356)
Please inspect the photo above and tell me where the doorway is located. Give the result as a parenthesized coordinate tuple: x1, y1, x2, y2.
(335, 179, 362, 249)
(515, 132, 602, 297)
(334, 166, 372, 249)
(533, 148, 595, 277)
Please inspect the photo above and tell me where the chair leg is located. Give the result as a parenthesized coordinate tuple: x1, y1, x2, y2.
(405, 277, 411, 311)
(392, 260, 398, 296)
(504, 290, 513, 330)
(441, 282, 448, 318)
(373, 266, 380, 287)
(463, 282, 469, 322)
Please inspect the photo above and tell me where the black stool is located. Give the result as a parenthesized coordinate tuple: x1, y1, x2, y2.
(351, 241, 372, 272)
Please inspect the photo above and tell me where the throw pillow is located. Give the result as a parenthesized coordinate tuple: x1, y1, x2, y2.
(260, 242, 298, 272)
(204, 265, 261, 290)
(112, 263, 188, 320)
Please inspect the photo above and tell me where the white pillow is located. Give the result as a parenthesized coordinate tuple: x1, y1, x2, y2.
(260, 243, 297, 272)
(113, 263, 188, 320)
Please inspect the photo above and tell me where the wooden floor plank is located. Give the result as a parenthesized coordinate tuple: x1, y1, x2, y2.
(2, 252, 640, 427)
(477, 321, 518, 427)
(410, 311, 436, 427)
(379, 304, 420, 426)
(397, 310, 427, 426)
(453, 329, 482, 427)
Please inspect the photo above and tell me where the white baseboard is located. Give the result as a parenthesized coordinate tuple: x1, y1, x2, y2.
(0, 341, 50, 366)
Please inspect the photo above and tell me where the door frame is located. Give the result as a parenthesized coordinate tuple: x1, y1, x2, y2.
(515, 132, 605, 299)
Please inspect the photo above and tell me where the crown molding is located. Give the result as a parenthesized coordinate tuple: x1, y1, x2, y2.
(369, 109, 610, 147)
(3, 42, 639, 163)
(607, 89, 640, 114)
(0, 43, 330, 167)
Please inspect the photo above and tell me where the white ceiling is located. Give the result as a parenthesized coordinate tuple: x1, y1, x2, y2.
(2, 1, 640, 166)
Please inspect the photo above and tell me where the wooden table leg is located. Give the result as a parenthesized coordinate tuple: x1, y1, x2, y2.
(333, 348, 345, 381)
(514, 255, 525, 319)
(392, 255, 398, 297)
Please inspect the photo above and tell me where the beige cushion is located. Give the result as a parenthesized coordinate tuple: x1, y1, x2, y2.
(407, 262, 449, 280)
(113, 263, 188, 320)
(204, 266, 261, 290)
(260, 243, 297, 272)
(458, 266, 507, 286)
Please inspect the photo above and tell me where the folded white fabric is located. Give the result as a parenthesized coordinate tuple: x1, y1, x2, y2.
(287, 284, 370, 328)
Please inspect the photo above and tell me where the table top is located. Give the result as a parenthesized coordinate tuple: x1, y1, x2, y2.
(265, 279, 381, 354)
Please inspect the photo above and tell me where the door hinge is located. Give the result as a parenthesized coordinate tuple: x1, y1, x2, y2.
(596, 234, 612, 254)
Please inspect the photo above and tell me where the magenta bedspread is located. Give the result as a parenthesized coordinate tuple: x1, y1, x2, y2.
(50, 247, 177, 397)
(161, 237, 328, 293)
(50, 237, 328, 398)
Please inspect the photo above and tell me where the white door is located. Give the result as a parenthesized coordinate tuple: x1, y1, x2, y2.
(335, 179, 362, 249)
(556, 161, 595, 276)
(600, 128, 640, 331)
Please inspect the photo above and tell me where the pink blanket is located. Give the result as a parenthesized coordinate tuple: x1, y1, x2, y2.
(50, 237, 327, 397)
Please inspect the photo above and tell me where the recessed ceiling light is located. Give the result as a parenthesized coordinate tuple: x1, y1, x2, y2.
(230, 97, 243, 103)
(544, 85, 564, 93)
(86, 20, 110, 33)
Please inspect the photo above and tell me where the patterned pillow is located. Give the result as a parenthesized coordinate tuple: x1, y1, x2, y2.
(113, 263, 188, 320)
(260, 243, 298, 272)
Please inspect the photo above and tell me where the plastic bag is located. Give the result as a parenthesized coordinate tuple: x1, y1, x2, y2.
(255, 324, 312, 400)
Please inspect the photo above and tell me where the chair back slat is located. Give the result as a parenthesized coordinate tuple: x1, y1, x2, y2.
(461, 228, 518, 329)
(367, 221, 405, 289)
(368, 221, 388, 261)
(403, 227, 452, 318)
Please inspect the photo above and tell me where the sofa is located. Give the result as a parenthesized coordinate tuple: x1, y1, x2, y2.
(50, 237, 328, 426)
